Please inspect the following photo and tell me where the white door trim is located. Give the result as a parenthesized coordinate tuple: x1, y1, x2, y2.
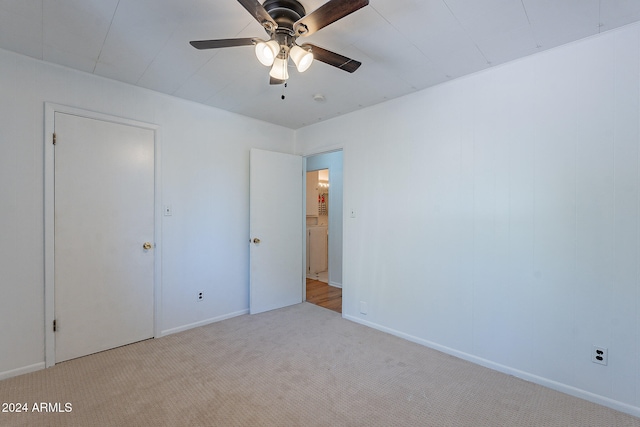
(43, 103, 162, 368)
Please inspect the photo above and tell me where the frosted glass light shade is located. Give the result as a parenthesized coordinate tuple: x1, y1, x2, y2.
(290, 45, 313, 72)
(269, 56, 289, 80)
(255, 40, 279, 66)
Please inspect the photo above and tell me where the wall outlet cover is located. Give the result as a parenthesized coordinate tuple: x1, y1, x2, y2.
(360, 301, 368, 315)
(592, 346, 608, 366)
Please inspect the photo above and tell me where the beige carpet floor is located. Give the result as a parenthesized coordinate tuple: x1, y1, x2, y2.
(1, 302, 639, 426)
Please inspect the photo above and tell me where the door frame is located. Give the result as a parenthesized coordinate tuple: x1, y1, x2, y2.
(43, 103, 162, 367)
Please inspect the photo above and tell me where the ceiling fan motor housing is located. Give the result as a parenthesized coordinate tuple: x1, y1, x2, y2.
(263, 0, 306, 32)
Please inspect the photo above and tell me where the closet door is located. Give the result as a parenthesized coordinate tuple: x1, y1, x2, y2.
(54, 112, 155, 363)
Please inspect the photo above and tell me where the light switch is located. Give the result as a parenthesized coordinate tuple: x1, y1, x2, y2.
(164, 205, 173, 216)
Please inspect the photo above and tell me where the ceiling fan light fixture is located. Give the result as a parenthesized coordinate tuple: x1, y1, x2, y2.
(255, 39, 280, 66)
(269, 56, 290, 81)
(290, 45, 313, 72)
(190, 0, 370, 84)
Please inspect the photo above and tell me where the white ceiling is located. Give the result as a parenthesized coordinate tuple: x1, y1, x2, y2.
(1, 0, 640, 129)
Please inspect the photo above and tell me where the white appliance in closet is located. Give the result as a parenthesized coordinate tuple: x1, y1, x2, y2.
(307, 225, 328, 275)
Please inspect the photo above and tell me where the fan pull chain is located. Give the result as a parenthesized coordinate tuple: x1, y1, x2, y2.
(281, 82, 287, 100)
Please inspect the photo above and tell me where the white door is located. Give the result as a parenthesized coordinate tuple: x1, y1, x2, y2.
(54, 112, 155, 363)
(249, 149, 303, 314)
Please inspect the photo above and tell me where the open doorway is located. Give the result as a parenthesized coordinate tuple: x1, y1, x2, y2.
(306, 169, 329, 282)
(305, 152, 343, 313)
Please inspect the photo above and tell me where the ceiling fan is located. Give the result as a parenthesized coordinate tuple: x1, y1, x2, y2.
(190, 0, 369, 85)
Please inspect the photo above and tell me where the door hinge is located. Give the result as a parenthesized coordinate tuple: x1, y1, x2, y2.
(53, 319, 57, 332)
(52, 132, 57, 145)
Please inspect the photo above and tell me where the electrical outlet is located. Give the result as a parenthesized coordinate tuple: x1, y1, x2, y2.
(360, 301, 368, 315)
(592, 346, 608, 365)
(197, 292, 204, 301)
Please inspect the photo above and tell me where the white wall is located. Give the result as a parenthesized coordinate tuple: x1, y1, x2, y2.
(296, 23, 640, 416)
(0, 48, 294, 378)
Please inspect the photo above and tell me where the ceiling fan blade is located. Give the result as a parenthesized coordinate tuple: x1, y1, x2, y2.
(270, 76, 286, 85)
(190, 38, 256, 49)
(237, 0, 278, 32)
(294, 0, 369, 37)
(302, 43, 361, 73)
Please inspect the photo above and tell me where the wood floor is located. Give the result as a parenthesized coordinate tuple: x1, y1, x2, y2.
(306, 278, 342, 313)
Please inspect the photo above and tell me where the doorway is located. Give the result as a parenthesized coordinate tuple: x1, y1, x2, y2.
(305, 152, 343, 313)
(306, 169, 329, 281)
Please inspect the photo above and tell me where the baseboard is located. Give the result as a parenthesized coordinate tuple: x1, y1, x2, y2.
(329, 281, 342, 288)
(343, 314, 640, 419)
(0, 362, 46, 381)
(160, 309, 249, 337)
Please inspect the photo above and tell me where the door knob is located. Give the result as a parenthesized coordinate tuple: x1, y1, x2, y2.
(143, 242, 152, 250)
(253, 238, 261, 244)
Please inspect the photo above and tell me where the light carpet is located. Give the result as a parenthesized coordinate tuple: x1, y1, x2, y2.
(1, 302, 639, 426)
